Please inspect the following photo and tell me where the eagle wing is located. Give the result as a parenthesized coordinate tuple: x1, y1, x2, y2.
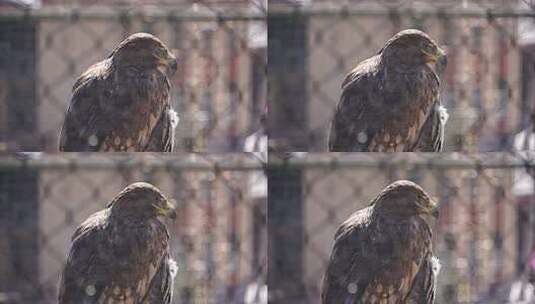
(143, 254, 178, 303)
(413, 103, 448, 152)
(145, 105, 178, 152)
(321, 208, 373, 303)
(405, 254, 439, 303)
(329, 56, 444, 152)
(94, 222, 170, 303)
(357, 220, 433, 303)
(58, 210, 110, 303)
(322, 208, 436, 304)
(59, 211, 175, 304)
(59, 60, 117, 151)
(328, 57, 379, 152)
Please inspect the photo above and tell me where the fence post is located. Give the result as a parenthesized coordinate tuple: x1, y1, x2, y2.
(0, 166, 39, 302)
(268, 12, 308, 151)
(0, 19, 37, 150)
(267, 164, 305, 303)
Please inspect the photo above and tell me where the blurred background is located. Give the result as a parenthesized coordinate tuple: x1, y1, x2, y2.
(0, 153, 267, 304)
(0, 0, 266, 152)
(268, 152, 535, 304)
(268, 0, 535, 152)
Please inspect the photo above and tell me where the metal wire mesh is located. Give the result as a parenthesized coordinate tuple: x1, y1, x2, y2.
(268, 0, 535, 152)
(268, 152, 535, 304)
(0, 1, 266, 152)
(0, 153, 267, 304)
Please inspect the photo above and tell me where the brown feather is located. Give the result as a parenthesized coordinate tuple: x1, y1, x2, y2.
(329, 29, 446, 152)
(59, 33, 178, 152)
(321, 180, 439, 304)
(58, 183, 177, 304)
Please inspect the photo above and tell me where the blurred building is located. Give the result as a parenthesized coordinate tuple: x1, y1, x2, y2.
(269, 0, 526, 152)
(269, 154, 520, 304)
(0, 154, 266, 304)
(0, 0, 266, 151)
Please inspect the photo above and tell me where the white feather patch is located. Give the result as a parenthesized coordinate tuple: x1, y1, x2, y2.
(168, 109, 179, 129)
(431, 256, 441, 276)
(168, 258, 178, 278)
(438, 105, 449, 125)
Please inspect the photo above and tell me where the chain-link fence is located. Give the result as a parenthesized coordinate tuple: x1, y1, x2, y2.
(268, 0, 535, 152)
(268, 152, 535, 304)
(0, 153, 267, 304)
(0, 1, 266, 152)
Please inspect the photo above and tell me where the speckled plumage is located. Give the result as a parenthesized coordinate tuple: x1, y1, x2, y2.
(59, 33, 178, 152)
(328, 29, 448, 152)
(321, 180, 440, 304)
(58, 182, 177, 304)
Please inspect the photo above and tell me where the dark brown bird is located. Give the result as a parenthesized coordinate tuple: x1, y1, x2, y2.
(328, 29, 448, 152)
(59, 33, 179, 152)
(321, 180, 440, 304)
(58, 182, 177, 304)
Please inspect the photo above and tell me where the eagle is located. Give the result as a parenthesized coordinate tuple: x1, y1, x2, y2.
(59, 33, 179, 152)
(321, 180, 440, 304)
(328, 29, 448, 152)
(58, 182, 178, 304)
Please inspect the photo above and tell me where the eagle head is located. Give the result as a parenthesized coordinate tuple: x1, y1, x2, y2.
(380, 29, 446, 68)
(372, 180, 439, 219)
(110, 32, 178, 77)
(108, 182, 176, 219)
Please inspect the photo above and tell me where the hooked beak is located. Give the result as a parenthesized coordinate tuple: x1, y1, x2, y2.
(153, 200, 177, 219)
(165, 50, 178, 74)
(423, 46, 447, 63)
(167, 55, 178, 74)
(429, 198, 440, 218)
(157, 53, 178, 78)
(167, 206, 177, 220)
